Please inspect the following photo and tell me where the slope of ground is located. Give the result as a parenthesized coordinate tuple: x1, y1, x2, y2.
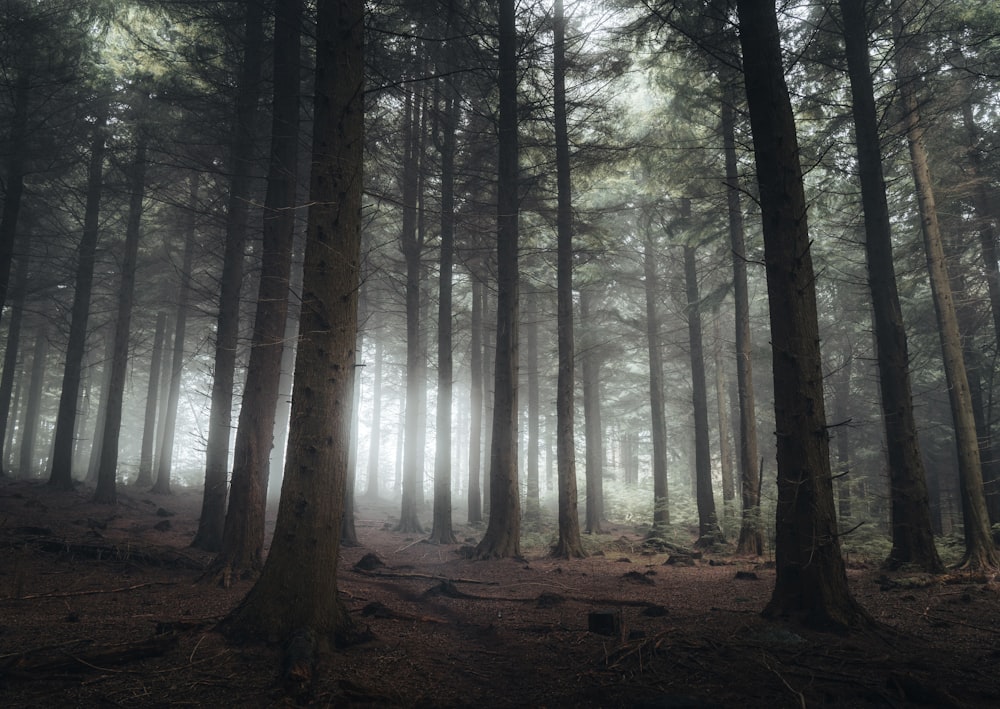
(1, 477, 997, 707)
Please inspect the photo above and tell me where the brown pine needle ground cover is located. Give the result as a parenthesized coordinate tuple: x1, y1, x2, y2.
(1, 477, 998, 708)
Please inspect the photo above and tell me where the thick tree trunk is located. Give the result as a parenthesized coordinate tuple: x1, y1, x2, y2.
(684, 243, 722, 546)
(49, 111, 107, 490)
(580, 288, 604, 533)
(201, 0, 265, 534)
(93, 138, 147, 504)
(894, 6, 997, 570)
(203, 0, 302, 563)
(839, 0, 943, 574)
(153, 176, 197, 495)
(737, 0, 870, 629)
(467, 274, 484, 523)
(135, 311, 166, 488)
(643, 230, 669, 530)
(17, 328, 47, 478)
(475, 0, 521, 559)
(224, 0, 363, 640)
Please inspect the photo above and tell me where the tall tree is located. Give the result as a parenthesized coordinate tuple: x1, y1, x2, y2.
(683, 240, 722, 546)
(721, 84, 763, 556)
(364, 339, 384, 499)
(397, 88, 426, 534)
(17, 326, 47, 477)
(736, 0, 869, 629)
(152, 174, 198, 495)
(579, 286, 604, 533)
(643, 226, 669, 530)
(474, 0, 521, 559)
(94, 133, 148, 504)
(223, 0, 363, 642)
(135, 311, 167, 487)
(429, 55, 459, 545)
(199, 0, 266, 540)
(836, 0, 943, 572)
(552, 0, 584, 558)
(892, 3, 997, 570)
(48, 106, 107, 490)
(204, 0, 303, 565)
(467, 271, 484, 523)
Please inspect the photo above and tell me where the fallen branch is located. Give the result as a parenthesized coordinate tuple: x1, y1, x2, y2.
(9, 581, 177, 601)
(350, 568, 498, 586)
(2, 633, 179, 679)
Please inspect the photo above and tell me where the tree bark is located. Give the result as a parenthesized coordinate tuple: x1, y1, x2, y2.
(838, 0, 943, 574)
(893, 4, 997, 570)
(737, 0, 870, 629)
(475, 0, 521, 559)
(201, 0, 266, 534)
(49, 109, 107, 490)
(94, 136, 148, 504)
(0, 72, 30, 329)
(0, 230, 30, 476)
(224, 0, 363, 641)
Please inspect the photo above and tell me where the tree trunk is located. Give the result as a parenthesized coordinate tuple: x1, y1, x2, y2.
(551, 0, 584, 558)
(894, 5, 997, 570)
(643, 229, 669, 530)
(580, 288, 604, 533)
(838, 0, 943, 574)
(430, 65, 459, 545)
(0, 72, 30, 327)
(831, 341, 853, 522)
(17, 327, 47, 478)
(342, 331, 361, 547)
(0, 231, 30, 475)
(737, 0, 870, 629)
(223, 0, 363, 641)
(713, 310, 734, 517)
(49, 110, 107, 490)
(722, 88, 763, 556)
(365, 339, 384, 499)
(398, 89, 424, 534)
(475, 0, 521, 559)
(684, 242, 722, 546)
(135, 311, 166, 487)
(524, 286, 540, 528)
(85, 329, 113, 484)
(467, 273, 484, 523)
(93, 136, 148, 504)
(153, 175, 198, 495)
(202, 0, 302, 563)
(201, 0, 265, 533)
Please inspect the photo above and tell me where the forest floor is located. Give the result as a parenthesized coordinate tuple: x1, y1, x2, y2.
(0, 477, 998, 708)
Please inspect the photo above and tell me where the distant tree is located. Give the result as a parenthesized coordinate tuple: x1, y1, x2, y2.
(736, 0, 870, 629)
(467, 271, 485, 523)
(135, 310, 166, 487)
(223, 0, 363, 642)
(643, 223, 669, 530)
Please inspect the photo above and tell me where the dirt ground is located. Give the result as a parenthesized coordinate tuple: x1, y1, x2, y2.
(0, 477, 998, 708)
